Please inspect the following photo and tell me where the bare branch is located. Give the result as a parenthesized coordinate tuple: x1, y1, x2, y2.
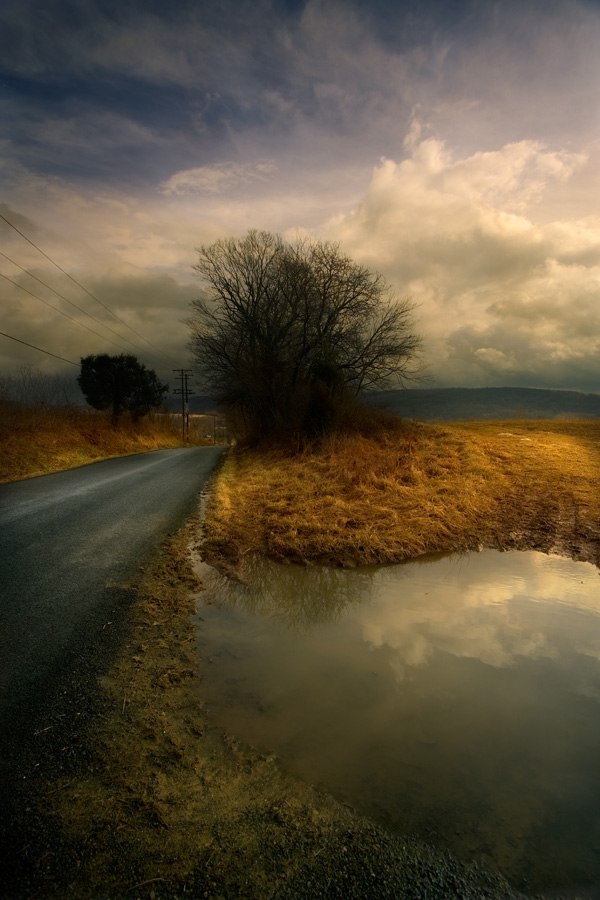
(187, 230, 422, 438)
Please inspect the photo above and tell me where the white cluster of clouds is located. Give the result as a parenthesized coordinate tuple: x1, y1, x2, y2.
(4, 126, 600, 390)
(325, 135, 600, 389)
(159, 161, 276, 196)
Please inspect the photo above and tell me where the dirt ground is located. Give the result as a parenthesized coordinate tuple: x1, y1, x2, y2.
(24, 485, 596, 900)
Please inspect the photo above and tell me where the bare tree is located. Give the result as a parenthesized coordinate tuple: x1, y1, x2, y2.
(0, 365, 82, 407)
(187, 230, 422, 439)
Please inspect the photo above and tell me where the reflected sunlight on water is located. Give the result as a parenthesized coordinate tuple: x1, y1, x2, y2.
(193, 550, 600, 895)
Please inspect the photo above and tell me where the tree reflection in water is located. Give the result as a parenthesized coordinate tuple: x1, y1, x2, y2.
(195, 555, 378, 631)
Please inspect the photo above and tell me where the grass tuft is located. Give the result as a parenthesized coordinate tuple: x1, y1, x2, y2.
(0, 401, 205, 483)
(202, 418, 600, 570)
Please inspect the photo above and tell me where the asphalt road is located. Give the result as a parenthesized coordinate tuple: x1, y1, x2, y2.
(0, 446, 224, 847)
(0, 446, 224, 718)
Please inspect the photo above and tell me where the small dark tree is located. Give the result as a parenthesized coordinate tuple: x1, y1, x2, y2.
(187, 230, 422, 440)
(78, 354, 168, 423)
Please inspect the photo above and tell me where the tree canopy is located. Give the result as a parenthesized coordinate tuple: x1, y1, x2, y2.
(77, 354, 168, 423)
(187, 230, 422, 439)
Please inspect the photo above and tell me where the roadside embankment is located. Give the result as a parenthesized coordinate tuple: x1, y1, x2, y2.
(0, 401, 202, 483)
(201, 418, 600, 573)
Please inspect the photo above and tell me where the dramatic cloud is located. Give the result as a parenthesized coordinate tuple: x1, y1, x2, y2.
(327, 136, 600, 389)
(1, 0, 600, 392)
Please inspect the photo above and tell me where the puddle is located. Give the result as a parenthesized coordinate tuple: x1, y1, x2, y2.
(193, 550, 600, 895)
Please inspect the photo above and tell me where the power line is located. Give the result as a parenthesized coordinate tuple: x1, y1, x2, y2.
(0, 330, 78, 366)
(0, 251, 169, 366)
(0, 210, 178, 366)
(0, 270, 142, 355)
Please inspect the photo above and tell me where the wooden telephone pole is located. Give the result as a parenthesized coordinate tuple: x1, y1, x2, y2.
(172, 369, 193, 442)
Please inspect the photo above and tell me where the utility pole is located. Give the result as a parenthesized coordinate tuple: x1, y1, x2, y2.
(172, 369, 193, 442)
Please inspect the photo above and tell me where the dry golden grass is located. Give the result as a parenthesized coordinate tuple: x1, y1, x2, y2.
(202, 418, 600, 570)
(0, 402, 194, 483)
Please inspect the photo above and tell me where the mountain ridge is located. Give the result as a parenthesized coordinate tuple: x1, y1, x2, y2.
(368, 386, 600, 421)
(180, 386, 600, 421)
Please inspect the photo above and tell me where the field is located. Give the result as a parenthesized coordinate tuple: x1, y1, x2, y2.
(15, 413, 600, 898)
(0, 401, 215, 483)
(202, 418, 600, 572)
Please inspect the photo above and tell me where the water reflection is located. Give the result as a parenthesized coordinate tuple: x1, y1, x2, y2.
(197, 551, 600, 670)
(195, 556, 374, 630)
(194, 550, 600, 894)
(360, 555, 600, 675)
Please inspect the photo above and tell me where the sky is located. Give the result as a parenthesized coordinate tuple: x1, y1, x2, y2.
(2, 0, 600, 394)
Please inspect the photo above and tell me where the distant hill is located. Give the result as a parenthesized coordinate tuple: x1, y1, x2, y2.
(170, 386, 600, 422)
(369, 387, 600, 422)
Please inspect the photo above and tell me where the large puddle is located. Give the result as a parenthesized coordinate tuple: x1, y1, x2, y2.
(193, 550, 600, 895)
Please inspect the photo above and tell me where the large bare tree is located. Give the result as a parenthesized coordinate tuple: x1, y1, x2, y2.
(187, 230, 421, 438)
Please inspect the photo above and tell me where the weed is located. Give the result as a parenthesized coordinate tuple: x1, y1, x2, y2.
(202, 418, 600, 570)
(0, 401, 209, 483)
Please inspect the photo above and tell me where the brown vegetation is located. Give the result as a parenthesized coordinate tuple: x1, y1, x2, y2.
(202, 417, 600, 573)
(0, 401, 211, 483)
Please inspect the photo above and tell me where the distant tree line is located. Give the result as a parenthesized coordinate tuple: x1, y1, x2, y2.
(0, 365, 81, 407)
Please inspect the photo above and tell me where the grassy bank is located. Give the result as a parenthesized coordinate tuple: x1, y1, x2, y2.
(202, 418, 600, 572)
(0, 401, 201, 483)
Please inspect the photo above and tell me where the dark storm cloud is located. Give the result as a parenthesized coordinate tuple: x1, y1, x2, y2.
(0, 0, 494, 184)
(3, 0, 594, 188)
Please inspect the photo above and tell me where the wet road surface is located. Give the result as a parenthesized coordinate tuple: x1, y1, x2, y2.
(0, 446, 224, 895)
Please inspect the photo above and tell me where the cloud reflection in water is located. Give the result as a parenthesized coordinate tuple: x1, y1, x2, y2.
(194, 549, 600, 891)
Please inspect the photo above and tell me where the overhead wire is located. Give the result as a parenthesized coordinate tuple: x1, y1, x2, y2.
(0, 330, 79, 366)
(0, 211, 179, 366)
(0, 271, 146, 356)
(0, 251, 170, 367)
